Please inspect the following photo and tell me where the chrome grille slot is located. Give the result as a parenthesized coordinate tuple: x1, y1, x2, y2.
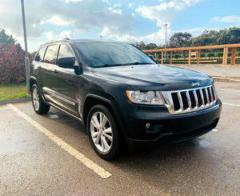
(162, 85, 217, 114)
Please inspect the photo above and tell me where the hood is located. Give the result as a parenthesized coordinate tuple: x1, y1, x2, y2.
(92, 64, 212, 90)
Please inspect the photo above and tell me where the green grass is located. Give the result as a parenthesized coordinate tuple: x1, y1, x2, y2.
(0, 84, 29, 102)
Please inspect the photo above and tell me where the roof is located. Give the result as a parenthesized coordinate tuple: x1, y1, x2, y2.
(40, 39, 125, 47)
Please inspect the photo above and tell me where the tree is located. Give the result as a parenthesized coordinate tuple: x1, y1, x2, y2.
(0, 29, 16, 45)
(0, 44, 26, 84)
(169, 32, 192, 48)
(135, 41, 146, 50)
(144, 43, 158, 50)
(0, 30, 29, 84)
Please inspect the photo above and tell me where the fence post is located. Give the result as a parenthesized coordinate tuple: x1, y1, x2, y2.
(161, 51, 164, 64)
(170, 51, 173, 64)
(223, 47, 228, 65)
(231, 48, 236, 65)
(188, 50, 191, 64)
(197, 50, 200, 64)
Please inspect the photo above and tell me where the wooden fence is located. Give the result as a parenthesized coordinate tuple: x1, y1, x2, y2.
(144, 43, 240, 65)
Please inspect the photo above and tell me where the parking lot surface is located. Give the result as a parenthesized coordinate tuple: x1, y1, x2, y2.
(0, 81, 240, 196)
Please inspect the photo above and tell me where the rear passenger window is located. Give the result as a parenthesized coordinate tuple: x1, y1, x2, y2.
(44, 44, 59, 64)
(35, 46, 46, 61)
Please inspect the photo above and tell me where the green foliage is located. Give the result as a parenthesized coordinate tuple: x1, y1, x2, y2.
(216, 52, 223, 57)
(0, 30, 16, 45)
(169, 32, 192, 48)
(135, 41, 158, 50)
(192, 27, 240, 46)
(207, 53, 215, 58)
(173, 53, 181, 59)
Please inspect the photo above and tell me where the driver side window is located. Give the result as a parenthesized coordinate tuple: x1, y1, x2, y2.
(58, 44, 75, 65)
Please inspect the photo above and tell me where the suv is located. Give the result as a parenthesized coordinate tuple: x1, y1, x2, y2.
(31, 40, 221, 160)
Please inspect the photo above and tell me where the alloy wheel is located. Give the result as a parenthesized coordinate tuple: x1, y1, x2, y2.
(32, 87, 40, 111)
(90, 112, 113, 154)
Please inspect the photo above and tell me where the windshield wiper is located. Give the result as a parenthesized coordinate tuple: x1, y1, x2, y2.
(128, 62, 155, 65)
(96, 62, 154, 68)
(97, 63, 123, 68)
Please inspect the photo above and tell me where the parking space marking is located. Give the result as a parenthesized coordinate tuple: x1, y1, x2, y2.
(7, 104, 112, 179)
(223, 102, 240, 107)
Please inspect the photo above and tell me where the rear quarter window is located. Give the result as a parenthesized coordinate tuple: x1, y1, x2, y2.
(35, 46, 47, 62)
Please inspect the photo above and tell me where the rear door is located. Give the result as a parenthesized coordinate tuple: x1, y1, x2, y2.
(41, 44, 60, 103)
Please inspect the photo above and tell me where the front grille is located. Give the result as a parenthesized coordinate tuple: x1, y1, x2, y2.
(162, 85, 217, 114)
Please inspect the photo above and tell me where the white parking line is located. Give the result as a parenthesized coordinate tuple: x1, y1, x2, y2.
(7, 104, 112, 179)
(223, 102, 240, 107)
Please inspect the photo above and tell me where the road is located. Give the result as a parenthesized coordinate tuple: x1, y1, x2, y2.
(0, 81, 240, 196)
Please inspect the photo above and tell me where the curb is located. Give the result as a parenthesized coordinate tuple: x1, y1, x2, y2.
(0, 97, 31, 106)
(213, 76, 240, 83)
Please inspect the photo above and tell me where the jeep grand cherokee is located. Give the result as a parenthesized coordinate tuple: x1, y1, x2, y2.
(30, 40, 222, 160)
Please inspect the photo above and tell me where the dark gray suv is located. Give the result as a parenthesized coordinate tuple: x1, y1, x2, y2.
(30, 39, 222, 160)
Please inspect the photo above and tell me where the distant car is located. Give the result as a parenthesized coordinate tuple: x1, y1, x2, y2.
(30, 40, 222, 160)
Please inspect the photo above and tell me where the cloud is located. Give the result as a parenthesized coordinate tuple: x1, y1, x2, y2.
(0, 0, 133, 50)
(100, 26, 168, 45)
(211, 15, 240, 24)
(136, 0, 200, 27)
(40, 15, 74, 26)
(45, 30, 73, 41)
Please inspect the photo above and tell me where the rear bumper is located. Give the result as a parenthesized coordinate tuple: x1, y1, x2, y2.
(123, 100, 222, 142)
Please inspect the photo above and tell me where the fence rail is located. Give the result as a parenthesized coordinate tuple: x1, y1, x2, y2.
(144, 43, 240, 65)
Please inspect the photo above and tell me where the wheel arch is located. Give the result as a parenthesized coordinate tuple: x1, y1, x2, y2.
(82, 94, 126, 138)
(29, 76, 38, 92)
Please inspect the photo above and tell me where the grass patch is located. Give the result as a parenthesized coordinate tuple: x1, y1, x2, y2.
(0, 84, 29, 102)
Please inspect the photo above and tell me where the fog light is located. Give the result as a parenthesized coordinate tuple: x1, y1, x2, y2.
(145, 122, 151, 129)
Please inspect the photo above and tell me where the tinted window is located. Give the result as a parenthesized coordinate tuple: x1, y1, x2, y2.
(58, 44, 75, 63)
(75, 42, 155, 68)
(44, 44, 59, 64)
(35, 46, 46, 61)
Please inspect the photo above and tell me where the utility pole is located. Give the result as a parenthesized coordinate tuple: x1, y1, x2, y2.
(164, 23, 168, 63)
(21, 0, 30, 93)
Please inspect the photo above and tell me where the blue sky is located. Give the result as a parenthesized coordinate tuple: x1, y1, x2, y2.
(0, 0, 239, 51)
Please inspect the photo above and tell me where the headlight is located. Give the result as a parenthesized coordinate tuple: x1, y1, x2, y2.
(126, 90, 165, 105)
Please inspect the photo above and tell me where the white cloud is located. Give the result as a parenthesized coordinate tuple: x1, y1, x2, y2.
(100, 26, 168, 45)
(136, 0, 200, 27)
(0, 0, 133, 51)
(64, 0, 82, 3)
(41, 15, 74, 26)
(211, 15, 240, 24)
(45, 30, 73, 41)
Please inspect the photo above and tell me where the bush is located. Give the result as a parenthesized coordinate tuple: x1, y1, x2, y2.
(207, 53, 215, 58)
(216, 52, 223, 57)
(174, 54, 181, 59)
(0, 44, 28, 84)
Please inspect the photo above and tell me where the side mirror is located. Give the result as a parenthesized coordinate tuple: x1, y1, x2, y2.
(58, 57, 75, 69)
(148, 55, 155, 61)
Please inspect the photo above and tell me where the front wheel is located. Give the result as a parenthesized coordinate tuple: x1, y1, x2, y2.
(87, 105, 120, 160)
(31, 84, 50, 115)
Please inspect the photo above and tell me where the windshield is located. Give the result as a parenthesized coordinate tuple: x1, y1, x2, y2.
(75, 42, 155, 68)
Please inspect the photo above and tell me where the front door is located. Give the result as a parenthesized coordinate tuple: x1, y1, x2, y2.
(51, 44, 82, 116)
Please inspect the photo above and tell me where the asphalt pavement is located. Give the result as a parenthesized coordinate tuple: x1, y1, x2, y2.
(0, 81, 240, 196)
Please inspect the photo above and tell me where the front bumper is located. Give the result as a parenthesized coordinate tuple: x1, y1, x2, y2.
(123, 100, 222, 142)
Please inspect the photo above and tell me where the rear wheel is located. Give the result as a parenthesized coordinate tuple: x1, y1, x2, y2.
(31, 84, 50, 114)
(87, 105, 120, 160)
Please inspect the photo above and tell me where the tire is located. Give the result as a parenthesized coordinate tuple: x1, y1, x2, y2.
(31, 84, 50, 115)
(87, 105, 120, 160)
